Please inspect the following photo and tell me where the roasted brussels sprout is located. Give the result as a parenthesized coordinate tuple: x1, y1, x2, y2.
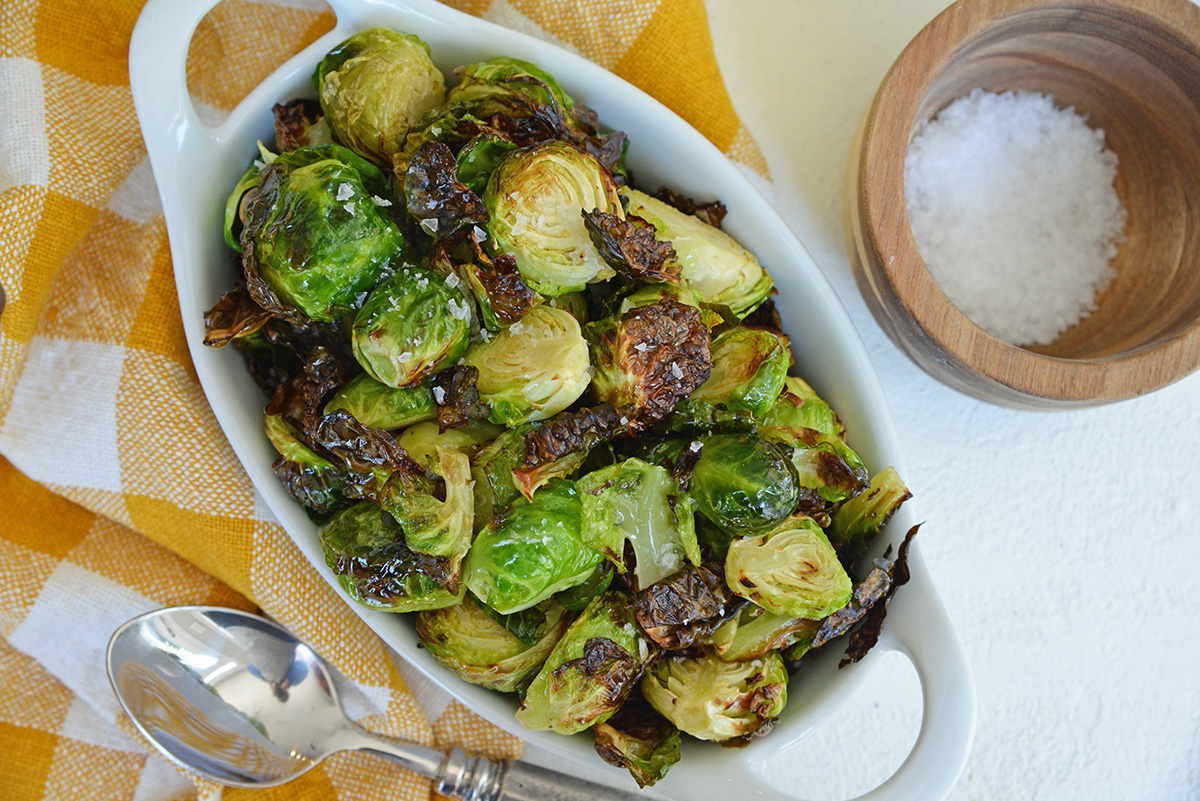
(760, 375, 843, 439)
(690, 327, 790, 419)
(484, 141, 623, 295)
(463, 306, 591, 425)
(706, 604, 819, 662)
(241, 145, 403, 322)
(415, 594, 570, 692)
(587, 298, 711, 431)
(319, 502, 463, 612)
(689, 434, 799, 537)
(464, 480, 602, 614)
(725, 515, 852, 620)
(642, 650, 787, 742)
(314, 27, 445, 166)
(517, 589, 654, 734)
(323, 373, 437, 429)
(620, 187, 773, 318)
(828, 466, 912, 562)
(379, 446, 474, 593)
(351, 263, 472, 388)
(577, 458, 700, 588)
(398, 420, 503, 472)
(593, 693, 681, 788)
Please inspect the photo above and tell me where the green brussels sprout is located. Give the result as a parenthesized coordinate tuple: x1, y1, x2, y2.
(690, 328, 790, 419)
(484, 141, 623, 296)
(314, 27, 445, 166)
(464, 480, 602, 614)
(319, 502, 463, 612)
(619, 187, 773, 318)
(828, 466, 912, 562)
(462, 306, 590, 425)
(456, 134, 519, 195)
(689, 434, 799, 537)
(449, 57, 580, 123)
(241, 144, 403, 322)
(323, 373, 437, 429)
(706, 604, 819, 662)
(378, 446, 474, 592)
(725, 515, 852, 620)
(398, 419, 503, 472)
(642, 650, 788, 742)
(351, 263, 472, 388)
(415, 594, 570, 693)
(470, 425, 529, 527)
(593, 694, 681, 788)
(577, 458, 700, 588)
(517, 589, 654, 734)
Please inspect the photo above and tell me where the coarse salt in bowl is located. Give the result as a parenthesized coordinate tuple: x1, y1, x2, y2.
(844, 0, 1200, 409)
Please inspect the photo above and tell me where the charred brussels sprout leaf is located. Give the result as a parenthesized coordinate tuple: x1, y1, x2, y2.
(633, 561, 738, 650)
(582, 209, 681, 285)
(323, 372, 437, 430)
(620, 187, 773, 318)
(463, 306, 590, 425)
(642, 650, 787, 743)
(652, 186, 728, 228)
(691, 327, 790, 419)
(319, 502, 463, 612)
(309, 410, 424, 475)
(351, 263, 472, 388)
(241, 144, 402, 322)
(593, 693, 682, 788)
(517, 589, 654, 734)
(464, 480, 601, 614)
(415, 594, 570, 693)
(314, 27, 445, 166)
(404, 141, 488, 241)
(577, 458, 700, 589)
(265, 414, 364, 516)
(273, 99, 332, 152)
(453, 247, 542, 331)
(689, 434, 799, 537)
(832, 525, 918, 667)
(203, 283, 272, 348)
(725, 515, 852, 620)
(827, 466, 912, 562)
(224, 160, 267, 253)
(484, 141, 623, 295)
(587, 298, 711, 432)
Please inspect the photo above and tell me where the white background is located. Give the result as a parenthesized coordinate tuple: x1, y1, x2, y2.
(700, 1, 1200, 799)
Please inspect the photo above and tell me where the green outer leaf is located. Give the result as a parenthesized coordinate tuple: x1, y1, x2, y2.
(324, 372, 437, 429)
(827, 466, 912, 562)
(224, 162, 263, 252)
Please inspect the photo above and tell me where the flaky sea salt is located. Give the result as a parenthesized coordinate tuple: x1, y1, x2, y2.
(904, 88, 1127, 346)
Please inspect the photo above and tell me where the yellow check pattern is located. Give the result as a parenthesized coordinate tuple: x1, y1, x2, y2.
(0, 1, 765, 798)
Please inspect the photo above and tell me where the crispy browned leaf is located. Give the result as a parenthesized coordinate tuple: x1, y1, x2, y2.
(521, 404, 624, 469)
(835, 524, 920, 667)
(310, 409, 424, 475)
(582, 130, 627, 176)
(593, 693, 681, 788)
(263, 346, 345, 435)
(203, 283, 272, 348)
(653, 186, 728, 229)
(551, 637, 640, 705)
(431, 365, 491, 430)
(273, 99, 325, 152)
(740, 296, 784, 333)
(582, 209, 680, 284)
(633, 562, 739, 650)
(405, 141, 489, 241)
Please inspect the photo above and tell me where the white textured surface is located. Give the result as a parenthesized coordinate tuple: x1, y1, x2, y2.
(706, 1, 1200, 799)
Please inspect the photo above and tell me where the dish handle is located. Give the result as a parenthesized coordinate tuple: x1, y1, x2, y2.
(723, 555, 976, 801)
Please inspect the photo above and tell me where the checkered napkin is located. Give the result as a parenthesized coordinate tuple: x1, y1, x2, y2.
(0, 1, 766, 798)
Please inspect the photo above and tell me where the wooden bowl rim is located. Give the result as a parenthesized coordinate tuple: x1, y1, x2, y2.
(856, 0, 1200, 404)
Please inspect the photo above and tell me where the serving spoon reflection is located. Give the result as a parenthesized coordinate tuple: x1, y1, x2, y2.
(106, 606, 648, 801)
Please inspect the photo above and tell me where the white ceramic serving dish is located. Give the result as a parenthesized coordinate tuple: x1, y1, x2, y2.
(128, 1, 974, 798)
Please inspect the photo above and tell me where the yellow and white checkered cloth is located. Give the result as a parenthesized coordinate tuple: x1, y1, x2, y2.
(0, 1, 765, 798)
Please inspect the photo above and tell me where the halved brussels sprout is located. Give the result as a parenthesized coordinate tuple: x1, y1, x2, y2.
(378, 446, 473, 593)
(241, 144, 403, 322)
(464, 479, 602, 614)
(690, 328, 790, 419)
(351, 263, 472, 388)
(319, 502, 463, 612)
(577, 458, 700, 588)
(642, 650, 787, 742)
(415, 594, 570, 693)
(689, 434, 799, 537)
(463, 306, 591, 426)
(707, 604, 819, 662)
(828, 466, 911, 562)
(314, 27, 445, 166)
(323, 373, 437, 429)
(517, 589, 654, 734)
(760, 375, 844, 439)
(593, 693, 681, 788)
(620, 187, 773, 318)
(398, 419, 503, 472)
(725, 515, 852, 620)
(484, 141, 623, 296)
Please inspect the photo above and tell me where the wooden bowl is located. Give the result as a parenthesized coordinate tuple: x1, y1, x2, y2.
(844, 0, 1200, 409)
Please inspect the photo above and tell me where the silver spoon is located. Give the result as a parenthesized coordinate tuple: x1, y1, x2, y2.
(106, 606, 650, 801)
